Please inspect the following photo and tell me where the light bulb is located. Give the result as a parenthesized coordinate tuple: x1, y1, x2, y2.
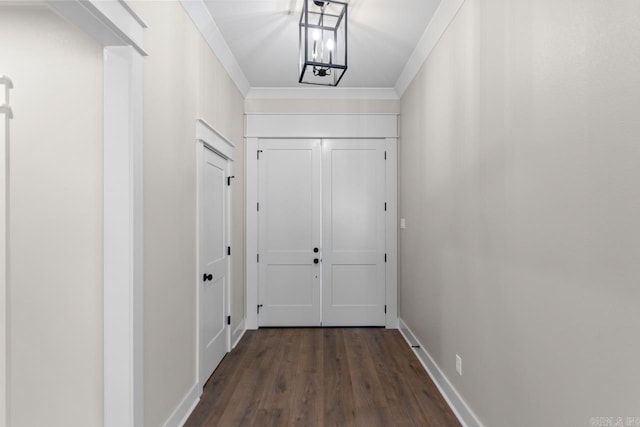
(326, 38, 334, 51)
(312, 29, 320, 40)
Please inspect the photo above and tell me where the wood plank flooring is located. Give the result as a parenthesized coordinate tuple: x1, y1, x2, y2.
(185, 328, 460, 427)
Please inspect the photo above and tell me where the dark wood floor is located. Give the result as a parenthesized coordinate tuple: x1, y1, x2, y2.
(185, 328, 461, 427)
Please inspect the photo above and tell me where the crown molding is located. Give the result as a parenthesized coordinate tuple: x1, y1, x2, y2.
(180, 0, 251, 96)
(395, 0, 466, 97)
(180, 0, 464, 100)
(246, 87, 399, 100)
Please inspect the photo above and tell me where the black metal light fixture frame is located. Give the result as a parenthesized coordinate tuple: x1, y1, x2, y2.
(299, 0, 348, 86)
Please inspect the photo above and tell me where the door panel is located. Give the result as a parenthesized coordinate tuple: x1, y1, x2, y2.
(200, 148, 228, 385)
(330, 148, 379, 252)
(322, 140, 386, 326)
(266, 265, 315, 305)
(258, 140, 321, 326)
(330, 265, 378, 305)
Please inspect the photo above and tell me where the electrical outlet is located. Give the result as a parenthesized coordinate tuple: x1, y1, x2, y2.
(456, 354, 462, 376)
(400, 218, 406, 229)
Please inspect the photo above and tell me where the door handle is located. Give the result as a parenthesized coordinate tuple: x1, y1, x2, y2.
(203, 273, 213, 282)
(313, 258, 319, 264)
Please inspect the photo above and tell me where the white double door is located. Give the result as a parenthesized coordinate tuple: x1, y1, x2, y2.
(258, 139, 386, 326)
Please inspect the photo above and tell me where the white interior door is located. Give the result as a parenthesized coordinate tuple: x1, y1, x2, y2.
(258, 140, 321, 326)
(200, 147, 229, 385)
(322, 140, 386, 326)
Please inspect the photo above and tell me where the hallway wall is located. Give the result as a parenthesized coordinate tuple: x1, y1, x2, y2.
(2, 2, 245, 426)
(0, 6, 104, 426)
(399, 0, 640, 425)
(132, 2, 245, 426)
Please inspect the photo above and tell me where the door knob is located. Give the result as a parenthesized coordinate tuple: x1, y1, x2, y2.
(203, 273, 213, 282)
(313, 248, 319, 253)
(313, 258, 319, 264)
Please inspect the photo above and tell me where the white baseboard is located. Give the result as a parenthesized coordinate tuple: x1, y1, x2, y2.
(161, 382, 200, 427)
(161, 318, 245, 427)
(398, 318, 483, 427)
(231, 318, 246, 349)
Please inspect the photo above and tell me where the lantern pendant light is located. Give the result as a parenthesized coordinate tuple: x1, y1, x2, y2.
(299, 0, 348, 86)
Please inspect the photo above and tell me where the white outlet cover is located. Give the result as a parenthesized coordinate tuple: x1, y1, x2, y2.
(456, 354, 462, 375)
(400, 218, 406, 229)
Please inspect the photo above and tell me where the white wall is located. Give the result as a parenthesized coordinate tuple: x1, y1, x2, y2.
(131, 2, 244, 426)
(399, 0, 640, 425)
(1, 2, 245, 425)
(0, 6, 103, 426)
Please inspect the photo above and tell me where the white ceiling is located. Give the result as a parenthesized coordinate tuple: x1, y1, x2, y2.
(203, 0, 442, 88)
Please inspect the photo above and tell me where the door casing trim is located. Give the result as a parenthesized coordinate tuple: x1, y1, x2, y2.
(195, 119, 234, 395)
(245, 113, 398, 330)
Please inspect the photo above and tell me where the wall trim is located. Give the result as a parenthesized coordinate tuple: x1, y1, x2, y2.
(246, 87, 399, 100)
(103, 45, 145, 427)
(194, 119, 233, 393)
(43, 2, 148, 426)
(160, 382, 200, 427)
(398, 318, 484, 427)
(48, 0, 148, 56)
(245, 114, 398, 139)
(1, 75, 13, 427)
(384, 138, 398, 329)
(0, 76, 12, 119)
(0, 107, 12, 120)
(244, 138, 259, 330)
(245, 118, 398, 330)
(244, 112, 399, 116)
(117, 0, 148, 29)
(0, 76, 12, 89)
(231, 318, 246, 349)
(180, 0, 251, 96)
(196, 119, 235, 160)
(394, 0, 465, 97)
